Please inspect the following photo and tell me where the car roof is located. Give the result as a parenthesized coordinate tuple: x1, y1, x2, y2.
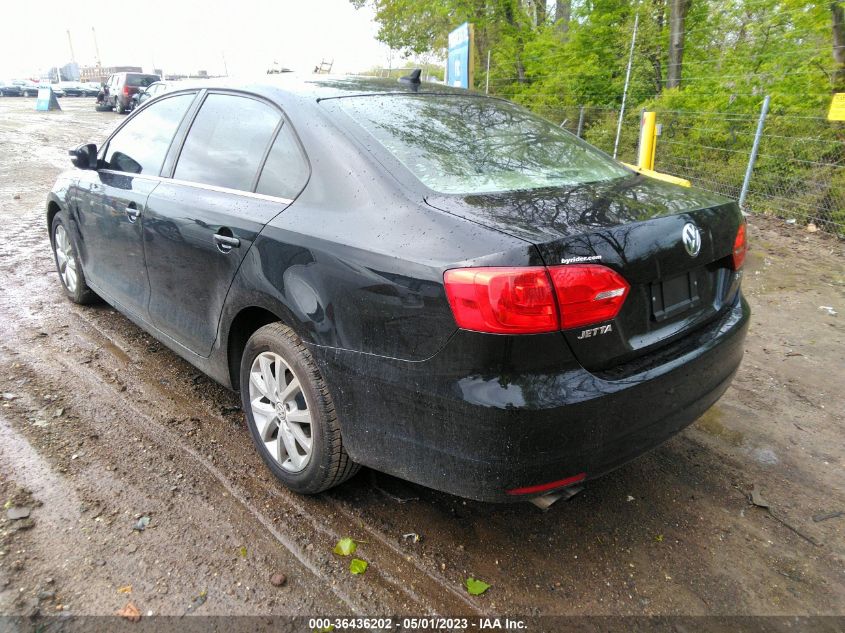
(165, 73, 472, 104)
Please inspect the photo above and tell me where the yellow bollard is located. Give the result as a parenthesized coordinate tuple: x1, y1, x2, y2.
(637, 111, 657, 171)
(624, 110, 691, 187)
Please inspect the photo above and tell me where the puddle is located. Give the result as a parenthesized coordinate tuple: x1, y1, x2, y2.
(99, 340, 131, 364)
(752, 447, 779, 465)
(695, 406, 745, 446)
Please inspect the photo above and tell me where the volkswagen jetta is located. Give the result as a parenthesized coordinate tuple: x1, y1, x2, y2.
(46, 75, 749, 502)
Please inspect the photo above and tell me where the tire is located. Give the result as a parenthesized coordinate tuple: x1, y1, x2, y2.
(50, 211, 98, 305)
(239, 322, 359, 494)
(115, 97, 125, 114)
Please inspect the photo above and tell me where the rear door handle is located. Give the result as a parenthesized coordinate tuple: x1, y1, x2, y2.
(213, 233, 240, 253)
(125, 204, 140, 223)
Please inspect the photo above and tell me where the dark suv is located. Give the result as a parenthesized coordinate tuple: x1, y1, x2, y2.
(104, 72, 160, 113)
(47, 76, 750, 502)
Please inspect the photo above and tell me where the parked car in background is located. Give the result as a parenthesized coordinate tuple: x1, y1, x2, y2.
(59, 82, 88, 97)
(83, 82, 102, 97)
(12, 80, 39, 96)
(47, 76, 749, 502)
(103, 72, 160, 113)
(132, 81, 169, 109)
(0, 81, 23, 96)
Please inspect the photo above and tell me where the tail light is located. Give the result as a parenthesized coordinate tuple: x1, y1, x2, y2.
(123, 85, 130, 95)
(732, 221, 747, 270)
(443, 267, 558, 334)
(548, 265, 630, 329)
(443, 264, 629, 334)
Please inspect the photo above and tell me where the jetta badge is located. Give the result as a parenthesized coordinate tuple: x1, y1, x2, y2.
(682, 222, 701, 257)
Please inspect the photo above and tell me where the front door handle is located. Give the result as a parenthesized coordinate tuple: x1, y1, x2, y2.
(213, 232, 240, 253)
(125, 205, 140, 223)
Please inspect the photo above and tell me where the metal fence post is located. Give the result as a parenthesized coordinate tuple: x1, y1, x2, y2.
(485, 50, 491, 94)
(576, 106, 585, 138)
(613, 12, 639, 159)
(739, 95, 770, 210)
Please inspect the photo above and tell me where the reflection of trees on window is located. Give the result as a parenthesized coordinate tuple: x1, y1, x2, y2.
(343, 95, 628, 194)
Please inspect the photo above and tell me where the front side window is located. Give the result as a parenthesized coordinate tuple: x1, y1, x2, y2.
(338, 95, 630, 194)
(103, 93, 195, 175)
(174, 94, 280, 191)
(255, 123, 309, 199)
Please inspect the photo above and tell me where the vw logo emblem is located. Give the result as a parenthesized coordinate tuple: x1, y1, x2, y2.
(682, 223, 701, 257)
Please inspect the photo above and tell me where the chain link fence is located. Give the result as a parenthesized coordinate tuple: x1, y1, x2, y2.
(360, 67, 844, 235)
(525, 99, 845, 235)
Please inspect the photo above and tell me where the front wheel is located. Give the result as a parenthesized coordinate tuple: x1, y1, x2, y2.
(51, 212, 98, 304)
(239, 323, 359, 494)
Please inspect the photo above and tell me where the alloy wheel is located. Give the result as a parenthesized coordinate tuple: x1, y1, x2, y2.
(248, 351, 313, 473)
(54, 224, 78, 293)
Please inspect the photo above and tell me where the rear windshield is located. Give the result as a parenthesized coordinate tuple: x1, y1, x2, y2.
(338, 94, 629, 194)
(126, 74, 160, 87)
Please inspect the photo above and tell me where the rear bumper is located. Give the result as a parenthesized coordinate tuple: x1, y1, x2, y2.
(311, 295, 750, 502)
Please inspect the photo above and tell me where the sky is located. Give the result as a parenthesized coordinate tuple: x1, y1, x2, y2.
(0, 0, 399, 79)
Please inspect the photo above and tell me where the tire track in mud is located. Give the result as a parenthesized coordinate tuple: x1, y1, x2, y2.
(0, 258, 484, 616)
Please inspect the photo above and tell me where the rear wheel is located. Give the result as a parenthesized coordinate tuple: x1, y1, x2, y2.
(239, 323, 359, 494)
(115, 98, 125, 114)
(51, 212, 97, 304)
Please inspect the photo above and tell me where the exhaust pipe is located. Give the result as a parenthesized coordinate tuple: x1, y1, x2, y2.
(529, 485, 584, 511)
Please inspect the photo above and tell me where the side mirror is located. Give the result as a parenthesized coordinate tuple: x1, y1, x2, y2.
(69, 143, 98, 170)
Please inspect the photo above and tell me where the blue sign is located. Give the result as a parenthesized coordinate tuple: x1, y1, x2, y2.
(36, 87, 61, 111)
(447, 22, 473, 89)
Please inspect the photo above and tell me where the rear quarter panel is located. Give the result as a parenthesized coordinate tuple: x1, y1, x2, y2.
(220, 97, 536, 362)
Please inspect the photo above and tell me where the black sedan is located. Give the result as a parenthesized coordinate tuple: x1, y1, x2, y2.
(0, 81, 23, 96)
(46, 76, 749, 502)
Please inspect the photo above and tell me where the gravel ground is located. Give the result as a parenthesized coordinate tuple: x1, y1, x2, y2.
(0, 97, 843, 622)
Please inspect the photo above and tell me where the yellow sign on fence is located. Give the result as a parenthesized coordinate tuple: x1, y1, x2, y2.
(827, 93, 845, 121)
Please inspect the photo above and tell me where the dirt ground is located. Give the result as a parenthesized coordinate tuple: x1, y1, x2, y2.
(0, 97, 842, 622)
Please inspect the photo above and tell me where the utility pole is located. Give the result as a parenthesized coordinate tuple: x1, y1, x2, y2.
(613, 12, 639, 159)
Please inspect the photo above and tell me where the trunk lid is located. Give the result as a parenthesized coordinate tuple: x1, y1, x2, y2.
(426, 174, 744, 371)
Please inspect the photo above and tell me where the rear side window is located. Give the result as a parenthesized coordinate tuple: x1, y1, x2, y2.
(104, 93, 195, 175)
(126, 74, 160, 87)
(174, 94, 280, 191)
(255, 124, 309, 199)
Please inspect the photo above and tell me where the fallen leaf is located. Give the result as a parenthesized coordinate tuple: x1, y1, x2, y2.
(117, 585, 132, 594)
(333, 537, 357, 556)
(465, 577, 490, 596)
(116, 602, 141, 622)
(185, 590, 208, 614)
(133, 516, 150, 531)
(349, 558, 368, 575)
(655, 534, 664, 542)
(238, 546, 247, 558)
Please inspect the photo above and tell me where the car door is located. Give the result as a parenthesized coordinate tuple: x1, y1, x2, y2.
(78, 92, 197, 318)
(143, 92, 307, 356)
